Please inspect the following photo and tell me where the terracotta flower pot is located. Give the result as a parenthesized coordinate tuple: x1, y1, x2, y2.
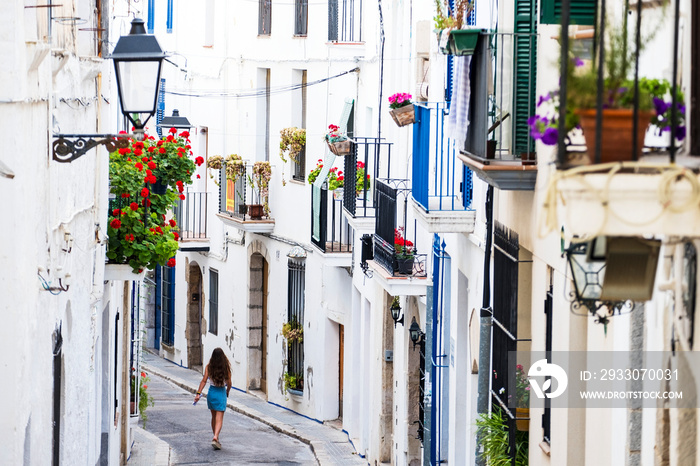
(389, 104, 416, 127)
(515, 407, 530, 432)
(248, 204, 264, 219)
(327, 140, 352, 156)
(576, 108, 655, 163)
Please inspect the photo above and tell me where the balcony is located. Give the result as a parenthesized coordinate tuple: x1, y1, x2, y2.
(455, 32, 539, 191)
(175, 191, 210, 251)
(540, 1, 697, 239)
(216, 163, 275, 233)
(311, 182, 353, 266)
(342, 137, 393, 229)
(411, 102, 476, 232)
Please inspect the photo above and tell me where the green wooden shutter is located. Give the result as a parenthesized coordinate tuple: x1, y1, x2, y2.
(513, 0, 537, 156)
(540, 0, 596, 25)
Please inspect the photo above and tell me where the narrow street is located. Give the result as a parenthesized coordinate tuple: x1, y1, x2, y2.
(144, 372, 316, 465)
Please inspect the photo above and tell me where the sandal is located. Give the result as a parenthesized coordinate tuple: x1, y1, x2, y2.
(212, 439, 221, 450)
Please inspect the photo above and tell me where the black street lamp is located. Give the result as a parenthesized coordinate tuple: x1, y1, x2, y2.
(159, 109, 193, 131)
(53, 18, 166, 162)
(390, 296, 404, 328)
(409, 317, 424, 350)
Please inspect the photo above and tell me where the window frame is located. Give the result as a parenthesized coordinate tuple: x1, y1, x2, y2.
(209, 268, 219, 335)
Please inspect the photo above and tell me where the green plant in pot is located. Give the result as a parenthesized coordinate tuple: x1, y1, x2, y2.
(279, 127, 306, 164)
(475, 405, 529, 465)
(107, 128, 200, 272)
(282, 319, 304, 344)
(283, 372, 304, 392)
(246, 161, 272, 218)
(434, 0, 477, 56)
(528, 5, 685, 163)
(131, 370, 155, 427)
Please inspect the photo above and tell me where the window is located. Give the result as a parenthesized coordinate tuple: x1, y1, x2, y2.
(543, 279, 553, 444)
(257, 68, 271, 161)
(292, 70, 307, 181)
(328, 0, 362, 42)
(295, 0, 308, 36)
(161, 264, 176, 346)
(287, 259, 305, 391)
(259, 0, 271, 35)
(209, 269, 219, 335)
(166, 0, 174, 33)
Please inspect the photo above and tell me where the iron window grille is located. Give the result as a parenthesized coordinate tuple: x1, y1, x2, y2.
(287, 259, 305, 391)
(209, 269, 219, 335)
(161, 264, 175, 346)
(294, 0, 308, 36)
(258, 0, 271, 35)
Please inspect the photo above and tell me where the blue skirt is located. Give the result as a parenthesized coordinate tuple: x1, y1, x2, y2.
(207, 385, 227, 411)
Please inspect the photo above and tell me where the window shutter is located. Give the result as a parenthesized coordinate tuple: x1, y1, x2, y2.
(540, 0, 596, 25)
(513, 0, 537, 156)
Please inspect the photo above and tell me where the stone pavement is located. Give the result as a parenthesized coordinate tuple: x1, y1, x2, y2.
(134, 350, 366, 466)
(128, 424, 170, 466)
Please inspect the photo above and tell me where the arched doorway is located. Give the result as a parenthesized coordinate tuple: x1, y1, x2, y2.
(248, 251, 268, 394)
(186, 262, 203, 370)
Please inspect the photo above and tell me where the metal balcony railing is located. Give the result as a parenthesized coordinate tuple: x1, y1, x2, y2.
(463, 32, 538, 163)
(175, 191, 208, 240)
(343, 137, 393, 218)
(412, 102, 474, 211)
(373, 179, 427, 277)
(218, 162, 271, 221)
(311, 183, 353, 253)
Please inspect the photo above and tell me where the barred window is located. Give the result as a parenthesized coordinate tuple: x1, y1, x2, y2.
(287, 259, 305, 391)
(209, 269, 219, 335)
(161, 264, 176, 346)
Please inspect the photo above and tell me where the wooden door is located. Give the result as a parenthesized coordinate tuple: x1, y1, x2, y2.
(261, 259, 268, 394)
(339, 324, 344, 418)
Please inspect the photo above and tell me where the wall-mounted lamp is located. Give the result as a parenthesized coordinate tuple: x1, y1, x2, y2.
(53, 18, 166, 163)
(390, 296, 404, 327)
(567, 236, 660, 326)
(409, 317, 424, 350)
(159, 109, 192, 131)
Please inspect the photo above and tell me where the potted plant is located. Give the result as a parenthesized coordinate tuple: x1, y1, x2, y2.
(281, 319, 304, 344)
(279, 127, 306, 164)
(434, 0, 478, 56)
(107, 128, 201, 273)
(475, 406, 529, 465)
(247, 161, 271, 219)
(394, 227, 415, 275)
(529, 22, 686, 163)
(283, 371, 304, 393)
(388, 92, 416, 127)
(514, 364, 530, 431)
(207, 155, 223, 185)
(130, 370, 155, 427)
(324, 124, 352, 155)
(308, 159, 370, 199)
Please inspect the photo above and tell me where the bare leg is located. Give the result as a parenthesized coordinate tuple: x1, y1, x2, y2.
(213, 410, 225, 441)
(210, 410, 216, 437)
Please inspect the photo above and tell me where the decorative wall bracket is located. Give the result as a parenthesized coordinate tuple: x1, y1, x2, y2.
(52, 134, 135, 163)
(568, 290, 632, 327)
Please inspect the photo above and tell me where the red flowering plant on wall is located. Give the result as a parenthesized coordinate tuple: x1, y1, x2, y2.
(307, 159, 370, 196)
(107, 128, 201, 272)
(394, 227, 415, 259)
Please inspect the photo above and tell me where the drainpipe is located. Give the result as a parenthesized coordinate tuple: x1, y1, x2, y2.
(475, 184, 494, 466)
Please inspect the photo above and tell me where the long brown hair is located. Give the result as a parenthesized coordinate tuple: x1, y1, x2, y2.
(207, 347, 231, 386)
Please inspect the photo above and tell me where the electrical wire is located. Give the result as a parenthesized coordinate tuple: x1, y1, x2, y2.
(164, 67, 359, 99)
(38, 272, 63, 295)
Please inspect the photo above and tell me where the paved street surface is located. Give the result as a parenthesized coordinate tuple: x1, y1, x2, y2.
(146, 374, 316, 465)
(131, 351, 366, 466)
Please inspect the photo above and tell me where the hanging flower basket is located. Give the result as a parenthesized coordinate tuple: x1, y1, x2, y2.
(389, 104, 416, 127)
(327, 140, 352, 156)
(439, 28, 481, 56)
(105, 263, 147, 281)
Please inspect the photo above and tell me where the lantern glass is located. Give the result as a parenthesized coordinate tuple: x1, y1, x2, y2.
(409, 317, 422, 344)
(567, 241, 606, 301)
(115, 60, 162, 115)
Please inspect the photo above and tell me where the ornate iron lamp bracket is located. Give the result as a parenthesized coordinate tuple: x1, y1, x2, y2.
(569, 290, 632, 326)
(52, 134, 134, 163)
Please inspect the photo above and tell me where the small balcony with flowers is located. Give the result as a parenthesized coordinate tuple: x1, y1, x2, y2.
(308, 158, 353, 266)
(212, 155, 275, 233)
(453, 30, 539, 191)
(411, 100, 476, 232)
(363, 179, 430, 296)
(105, 128, 202, 280)
(540, 0, 699, 240)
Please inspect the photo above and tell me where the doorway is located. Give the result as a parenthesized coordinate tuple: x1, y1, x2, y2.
(339, 324, 344, 418)
(248, 252, 268, 395)
(186, 263, 203, 370)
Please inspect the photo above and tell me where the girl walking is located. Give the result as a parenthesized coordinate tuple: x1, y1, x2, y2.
(194, 347, 232, 450)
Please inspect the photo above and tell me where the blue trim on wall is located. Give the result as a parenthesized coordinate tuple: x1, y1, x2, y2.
(266, 401, 324, 425)
(154, 265, 161, 350)
(166, 0, 174, 33)
(147, 0, 155, 34)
